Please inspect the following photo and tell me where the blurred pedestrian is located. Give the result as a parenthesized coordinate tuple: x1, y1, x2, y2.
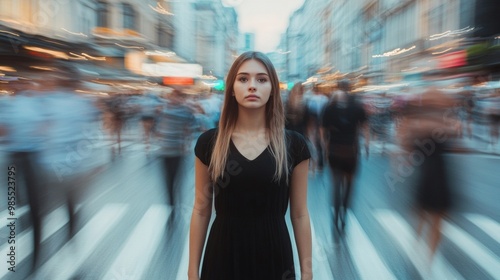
(41, 66, 102, 242)
(321, 79, 368, 235)
(138, 91, 162, 155)
(155, 88, 196, 207)
(487, 93, 500, 150)
(400, 87, 460, 263)
(305, 84, 329, 173)
(197, 91, 223, 130)
(367, 93, 393, 154)
(188, 51, 312, 280)
(102, 93, 129, 159)
(460, 80, 476, 139)
(285, 82, 308, 136)
(0, 72, 50, 270)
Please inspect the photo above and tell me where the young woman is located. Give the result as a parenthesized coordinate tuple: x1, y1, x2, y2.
(188, 51, 312, 280)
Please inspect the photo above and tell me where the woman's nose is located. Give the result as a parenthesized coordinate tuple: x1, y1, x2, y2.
(249, 79, 257, 91)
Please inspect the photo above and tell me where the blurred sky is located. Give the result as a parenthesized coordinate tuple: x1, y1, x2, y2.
(225, 0, 305, 53)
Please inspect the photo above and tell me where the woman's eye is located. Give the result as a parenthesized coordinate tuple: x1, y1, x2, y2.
(258, 78, 267, 83)
(238, 77, 248, 82)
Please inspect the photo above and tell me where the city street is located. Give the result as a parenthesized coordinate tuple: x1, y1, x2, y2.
(1, 127, 499, 280)
(2, 0, 500, 279)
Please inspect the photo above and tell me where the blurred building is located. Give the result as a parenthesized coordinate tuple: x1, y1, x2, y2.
(267, 34, 289, 82)
(239, 32, 255, 53)
(284, 0, 499, 84)
(188, 0, 239, 78)
(0, 0, 239, 81)
(285, 0, 331, 82)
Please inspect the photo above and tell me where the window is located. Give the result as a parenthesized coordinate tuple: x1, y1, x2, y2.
(429, 4, 445, 36)
(122, 3, 136, 30)
(157, 24, 172, 48)
(97, 1, 108, 27)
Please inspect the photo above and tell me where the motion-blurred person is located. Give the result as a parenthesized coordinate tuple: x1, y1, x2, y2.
(40, 66, 103, 242)
(196, 90, 223, 130)
(321, 79, 368, 235)
(366, 93, 393, 154)
(285, 82, 308, 136)
(487, 92, 500, 150)
(460, 80, 476, 139)
(306, 84, 329, 172)
(0, 73, 50, 270)
(138, 91, 162, 155)
(399, 87, 460, 264)
(155, 88, 196, 208)
(102, 93, 129, 160)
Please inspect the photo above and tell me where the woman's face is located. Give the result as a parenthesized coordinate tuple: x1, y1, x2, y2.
(233, 59, 272, 110)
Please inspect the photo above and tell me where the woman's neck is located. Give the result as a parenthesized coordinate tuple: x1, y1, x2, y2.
(234, 107, 266, 134)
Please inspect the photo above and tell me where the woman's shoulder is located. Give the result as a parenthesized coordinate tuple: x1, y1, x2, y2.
(285, 129, 309, 148)
(195, 128, 218, 165)
(285, 129, 311, 167)
(197, 128, 218, 143)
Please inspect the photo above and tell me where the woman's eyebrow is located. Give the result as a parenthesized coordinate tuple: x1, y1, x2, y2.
(236, 72, 269, 76)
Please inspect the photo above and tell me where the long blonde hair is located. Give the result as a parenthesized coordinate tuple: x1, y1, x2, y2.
(209, 51, 288, 183)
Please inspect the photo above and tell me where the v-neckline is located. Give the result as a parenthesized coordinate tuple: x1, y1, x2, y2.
(230, 139, 269, 162)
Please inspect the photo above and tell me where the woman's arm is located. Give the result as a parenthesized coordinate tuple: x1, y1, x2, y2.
(188, 158, 213, 280)
(290, 159, 313, 280)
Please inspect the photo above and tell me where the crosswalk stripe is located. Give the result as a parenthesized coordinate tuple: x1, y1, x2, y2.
(32, 204, 128, 280)
(464, 213, 500, 244)
(174, 224, 190, 280)
(442, 220, 500, 280)
(345, 211, 397, 280)
(374, 210, 464, 280)
(41, 206, 69, 242)
(103, 205, 169, 280)
(309, 218, 336, 280)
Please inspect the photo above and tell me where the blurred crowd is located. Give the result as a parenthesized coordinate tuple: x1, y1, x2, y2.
(283, 73, 500, 265)
(0, 65, 222, 271)
(1, 63, 499, 273)
(284, 73, 500, 166)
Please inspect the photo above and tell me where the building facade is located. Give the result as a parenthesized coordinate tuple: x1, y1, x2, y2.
(0, 0, 239, 79)
(284, 0, 480, 84)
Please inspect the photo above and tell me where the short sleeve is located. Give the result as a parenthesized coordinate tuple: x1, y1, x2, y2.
(194, 128, 217, 166)
(287, 130, 311, 169)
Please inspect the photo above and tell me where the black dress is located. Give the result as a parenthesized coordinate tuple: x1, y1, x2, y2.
(415, 139, 452, 213)
(194, 128, 310, 280)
